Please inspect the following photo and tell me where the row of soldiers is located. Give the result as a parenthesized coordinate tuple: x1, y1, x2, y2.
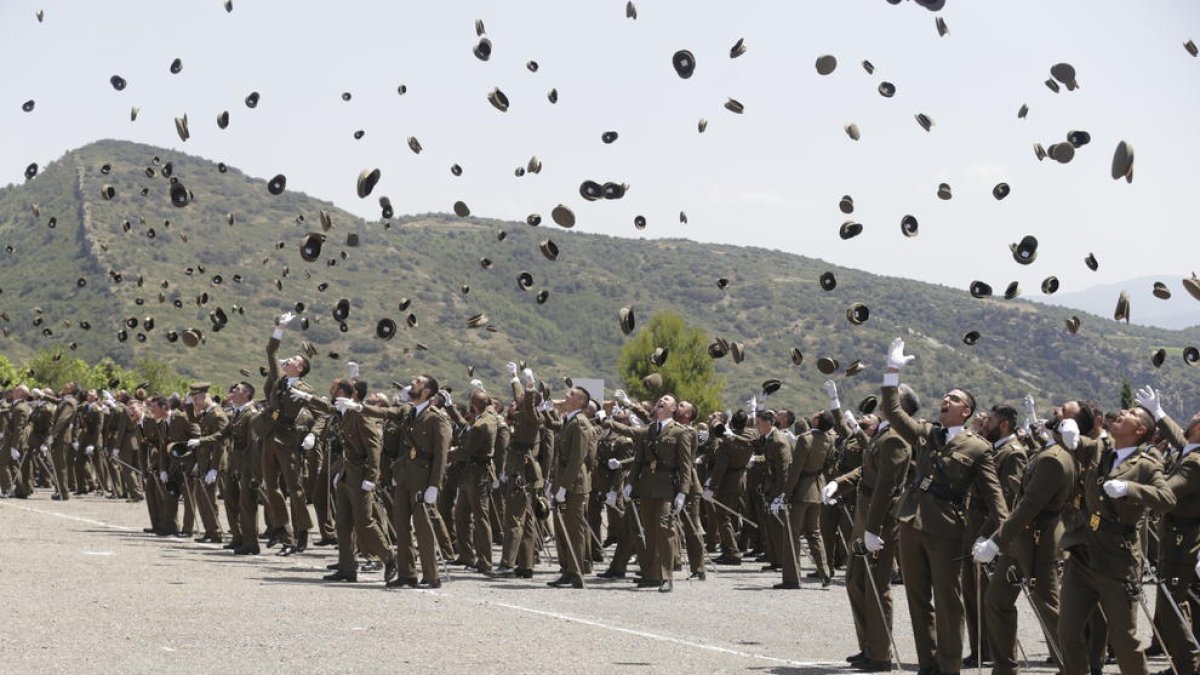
(3, 323, 1199, 675)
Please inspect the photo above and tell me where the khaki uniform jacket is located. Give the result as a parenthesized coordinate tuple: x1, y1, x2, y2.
(387, 402, 451, 492)
(994, 444, 1074, 564)
(1156, 414, 1200, 577)
(103, 402, 125, 452)
(708, 430, 755, 501)
(79, 403, 106, 451)
(29, 401, 55, 447)
(884, 384, 1009, 541)
(760, 428, 792, 500)
(617, 419, 692, 500)
(49, 397, 78, 450)
(310, 398, 385, 486)
(223, 404, 261, 480)
(4, 401, 32, 454)
(784, 429, 833, 504)
(160, 409, 200, 474)
(553, 411, 592, 495)
(1060, 444, 1175, 581)
(192, 404, 230, 474)
(834, 422, 912, 538)
(450, 408, 499, 484)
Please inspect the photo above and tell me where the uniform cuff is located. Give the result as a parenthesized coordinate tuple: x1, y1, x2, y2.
(882, 372, 900, 388)
(272, 328, 285, 340)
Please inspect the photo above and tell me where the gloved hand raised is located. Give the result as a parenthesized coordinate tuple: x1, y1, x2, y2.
(301, 433, 316, 451)
(289, 388, 313, 402)
(822, 380, 840, 410)
(1135, 385, 1166, 421)
(1057, 418, 1080, 451)
(843, 410, 861, 435)
(886, 337, 915, 370)
(275, 311, 297, 327)
(506, 362, 519, 377)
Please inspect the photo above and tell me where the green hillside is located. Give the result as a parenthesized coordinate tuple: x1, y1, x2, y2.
(2, 140, 1198, 416)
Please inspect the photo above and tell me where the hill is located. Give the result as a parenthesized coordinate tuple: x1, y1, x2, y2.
(1029, 275, 1200, 332)
(2, 139, 1199, 416)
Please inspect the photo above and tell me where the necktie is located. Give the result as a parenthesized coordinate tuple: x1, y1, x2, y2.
(1100, 449, 1116, 476)
(936, 427, 948, 447)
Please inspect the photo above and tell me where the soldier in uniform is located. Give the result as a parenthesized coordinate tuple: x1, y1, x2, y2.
(24, 389, 55, 497)
(133, 398, 170, 536)
(544, 387, 593, 589)
(448, 388, 499, 574)
(46, 383, 79, 500)
(494, 365, 544, 579)
(620, 394, 693, 593)
(826, 385, 915, 672)
(225, 382, 264, 554)
(182, 383, 228, 543)
(299, 378, 398, 585)
(1136, 386, 1200, 675)
(383, 374, 450, 589)
(674, 401, 708, 580)
(1, 385, 32, 497)
(758, 410, 792, 575)
(774, 407, 837, 588)
(153, 395, 200, 536)
(76, 390, 106, 495)
(1054, 404, 1174, 675)
(707, 410, 756, 566)
(596, 405, 641, 580)
(264, 312, 320, 555)
(961, 405, 1027, 668)
(975, 402, 1075, 675)
(881, 338, 1009, 675)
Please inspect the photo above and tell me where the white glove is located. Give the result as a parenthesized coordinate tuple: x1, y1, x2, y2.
(335, 397, 362, 414)
(607, 458, 621, 471)
(499, 472, 508, 484)
(1023, 394, 1038, 424)
(347, 361, 360, 380)
(544, 482, 554, 497)
(186, 438, 200, 448)
(972, 537, 999, 564)
(11, 448, 20, 460)
(204, 469, 217, 485)
(623, 483, 633, 500)
(361, 479, 375, 492)
(276, 311, 296, 327)
(39, 443, 49, 455)
(886, 337, 915, 370)
(521, 368, 535, 387)
(843, 410, 861, 435)
(1195, 550, 1200, 579)
(506, 361, 518, 376)
(289, 388, 313, 402)
(605, 491, 617, 507)
(863, 531, 884, 553)
(595, 409, 607, 422)
(1058, 418, 1080, 451)
(672, 492, 686, 514)
(1103, 480, 1130, 499)
(301, 433, 316, 451)
(159, 471, 168, 483)
(697, 430, 709, 444)
(333, 472, 341, 485)
(822, 481, 839, 505)
(1135, 386, 1166, 421)
(747, 395, 759, 413)
(491, 477, 500, 489)
(555, 486, 567, 503)
(702, 488, 714, 502)
(614, 389, 631, 405)
(822, 380, 840, 410)
(398, 385, 412, 403)
(423, 486, 439, 504)
(469, 379, 483, 391)
(72, 440, 79, 450)
(85, 444, 95, 456)
(110, 447, 119, 459)
(437, 389, 452, 407)
(537, 400, 552, 412)
(769, 496, 783, 515)
(46, 435, 54, 448)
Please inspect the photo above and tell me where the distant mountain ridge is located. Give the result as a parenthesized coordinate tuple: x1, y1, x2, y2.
(1, 139, 1199, 415)
(1030, 275, 1200, 331)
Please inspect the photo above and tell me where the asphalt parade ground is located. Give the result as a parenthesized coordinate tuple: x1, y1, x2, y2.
(0, 494, 1165, 674)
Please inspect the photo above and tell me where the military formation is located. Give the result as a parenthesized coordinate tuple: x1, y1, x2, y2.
(3, 319, 1200, 675)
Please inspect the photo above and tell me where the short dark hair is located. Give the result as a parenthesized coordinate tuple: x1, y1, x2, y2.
(571, 387, 591, 408)
(774, 409, 795, 428)
(353, 380, 368, 401)
(1132, 406, 1156, 445)
(730, 409, 749, 432)
(1072, 400, 1099, 436)
(422, 375, 439, 397)
(238, 381, 256, 399)
(990, 405, 1018, 430)
(297, 355, 311, 377)
(959, 388, 978, 417)
(332, 378, 354, 398)
(813, 411, 835, 432)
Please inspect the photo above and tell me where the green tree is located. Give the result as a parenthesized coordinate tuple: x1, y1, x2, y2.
(616, 311, 724, 415)
(132, 357, 188, 395)
(0, 354, 21, 387)
(1120, 380, 1134, 410)
(24, 349, 94, 390)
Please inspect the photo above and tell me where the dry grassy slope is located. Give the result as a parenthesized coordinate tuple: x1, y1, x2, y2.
(1, 139, 1198, 414)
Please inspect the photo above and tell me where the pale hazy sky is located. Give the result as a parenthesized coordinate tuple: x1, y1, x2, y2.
(4, 0, 1200, 307)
